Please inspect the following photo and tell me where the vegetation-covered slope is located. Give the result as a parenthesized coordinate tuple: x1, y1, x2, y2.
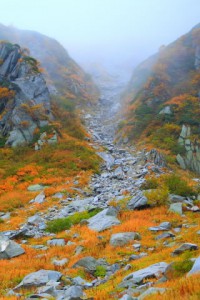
(121, 23, 200, 172)
(0, 23, 99, 103)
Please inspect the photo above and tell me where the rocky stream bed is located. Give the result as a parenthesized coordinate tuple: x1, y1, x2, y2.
(1, 79, 200, 299)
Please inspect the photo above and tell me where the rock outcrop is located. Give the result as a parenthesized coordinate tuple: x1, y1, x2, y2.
(0, 23, 99, 103)
(0, 41, 51, 146)
(177, 125, 200, 174)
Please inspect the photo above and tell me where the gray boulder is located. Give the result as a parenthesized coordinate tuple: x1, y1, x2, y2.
(146, 149, 166, 167)
(110, 232, 140, 247)
(52, 258, 68, 267)
(72, 256, 98, 274)
(87, 207, 120, 232)
(72, 256, 108, 275)
(33, 192, 45, 204)
(169, 194, 186, 203)
(128, 192, 148, 210)
(149, 222, 171, 231)
(27, 184, 45, 191)
(0, 235, 25, 259)
(155, 232, 175, 240)
(172, 243, 198, 256)
(97, 152, 115, 170)
(47, 239, 66, 246)
(187, 256, 200, 275)
(122, 262, 168, 285)
(169, 202, 183, 215)
(63, 285, 83, 299)
(159, 106, 172, 115)
(27, 214, 46, 230)
(15, 269, 62, 290)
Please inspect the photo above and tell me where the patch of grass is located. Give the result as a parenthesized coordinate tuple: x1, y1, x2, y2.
(144, 186, 169, 207)
(94, 266, 107, 278)
(164, 174, 195, 196)
(141, 177, 159, 190)
(46, 208, 101, 233)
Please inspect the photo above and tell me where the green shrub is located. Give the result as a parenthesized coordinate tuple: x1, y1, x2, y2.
(141, 177, 159, 190)
(144, 186, 169, 207)
(172, 259, 194, 278)
(46, 218, 71, 233)
(94, 266, 107, 278)
(0, 137, 6, 148)
(164, 174, 195, 196)
(46, 209, 101, 233)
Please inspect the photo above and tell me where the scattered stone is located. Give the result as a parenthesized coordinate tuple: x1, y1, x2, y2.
(0, 235, 25, 259)
(63, 285, 83, 299)
(72, 276, 93, 288)
(47, 239, 66, 246)
(146, 149, 166, 167)
(128, 192, 148, 210)
(0, 212, 10, 221)
(169, 202, 183, 215)
(133, 243, 141, 251)
(14, 269, 62, 290)
(32, 192, 46, 204)
(110, 232, 140, 247)
(149, 222, 171, 231)
(172, 243, 198, 256)
(159, 106, 172, 115)
(52, 258, 68, 266)
(97, 152, 115, 170)
(187, 256, 200, 276)
(27, 184, 45, 192)
(169, 194, 186, 203)
(72, 256, 108, 275)
(87, 207, 120, 232)
(73, 256, 99, 273)
(75, 245, 84, 255)
(155, 232, 175, 240)
(129, 253, 147, 261)
(122, 262, 168, 286)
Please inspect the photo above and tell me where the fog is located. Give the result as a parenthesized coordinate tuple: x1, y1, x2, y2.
(0, 0, 200, 76)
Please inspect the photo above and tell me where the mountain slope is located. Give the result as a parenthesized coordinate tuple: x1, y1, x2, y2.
(121, 23, 200, 173)
(0, 23, 98, 103)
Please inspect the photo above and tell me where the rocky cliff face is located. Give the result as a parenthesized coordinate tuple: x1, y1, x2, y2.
(121, 23, 200, 174)
(0, 23, 98, 103)
(0, 41, 51, 147)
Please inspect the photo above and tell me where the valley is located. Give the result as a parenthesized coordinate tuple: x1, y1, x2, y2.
(0, 15, 200, 300)
(0, 73, 200, 300)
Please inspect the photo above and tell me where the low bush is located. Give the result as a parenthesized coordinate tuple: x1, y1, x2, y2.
(164, 174, 195, 196)
(46, 208, 101, 233)
(94, 266, 107, 278)
(144, 186, 169, 207)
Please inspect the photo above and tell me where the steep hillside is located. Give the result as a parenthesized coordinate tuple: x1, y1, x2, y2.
(121, 23, 200, 173)
(0, 23, 98, 103)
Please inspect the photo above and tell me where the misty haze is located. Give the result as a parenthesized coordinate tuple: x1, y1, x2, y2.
(0, 1, 200, 299)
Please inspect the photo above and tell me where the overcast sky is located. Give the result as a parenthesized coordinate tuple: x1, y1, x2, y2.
(0, 0, 200, 72)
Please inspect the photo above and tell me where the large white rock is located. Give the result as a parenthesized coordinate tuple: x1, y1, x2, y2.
(15, 269, 62, 290)
(97, 152, 115, 170)
(0, 235, 25, 259)
(110, 232, 140, 247)
(187, 256, 200, 275)
(122, 262, 168, 285)
(87, 207, 120, 232)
